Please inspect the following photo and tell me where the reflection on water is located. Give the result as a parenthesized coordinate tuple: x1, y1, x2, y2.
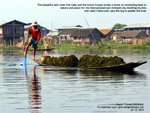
(25, 66, 42, 113)
(0, 49, 150, 113)
(40, 67, 147, 80)
(41, 68, 78, 76)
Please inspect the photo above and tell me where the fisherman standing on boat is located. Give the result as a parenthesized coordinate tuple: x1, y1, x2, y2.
(24, 21, 41, 60)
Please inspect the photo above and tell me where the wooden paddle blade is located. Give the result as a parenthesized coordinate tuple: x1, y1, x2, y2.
(24, 66, 27, 75)
(23, 57, 27, 67)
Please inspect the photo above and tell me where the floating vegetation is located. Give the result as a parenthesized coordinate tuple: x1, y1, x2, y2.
(41, 55, 125, 67)
(77, 55, 125, 67)
(41, 55, 78, 67)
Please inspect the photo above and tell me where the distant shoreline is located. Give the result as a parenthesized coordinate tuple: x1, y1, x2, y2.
(1, 42, 150, 50)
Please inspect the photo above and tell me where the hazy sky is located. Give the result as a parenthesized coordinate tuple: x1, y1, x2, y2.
(0, 0, 149, 30)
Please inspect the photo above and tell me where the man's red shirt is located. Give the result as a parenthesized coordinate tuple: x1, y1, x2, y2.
(29, 27, 41, 40)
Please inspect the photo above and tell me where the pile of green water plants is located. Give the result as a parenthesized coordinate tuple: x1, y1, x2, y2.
(41, 54, 125, 67)
(41, 55, 78, 67)
(77, 55, 125, 67)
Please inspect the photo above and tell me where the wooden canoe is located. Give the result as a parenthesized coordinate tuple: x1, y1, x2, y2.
(33, 59, 147, 72)
(81, 61, 147, 72)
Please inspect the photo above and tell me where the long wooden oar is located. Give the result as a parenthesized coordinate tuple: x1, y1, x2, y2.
(23, 56, 27, 67)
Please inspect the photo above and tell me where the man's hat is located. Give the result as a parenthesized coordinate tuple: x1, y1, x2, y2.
(32, 21, 38, 26)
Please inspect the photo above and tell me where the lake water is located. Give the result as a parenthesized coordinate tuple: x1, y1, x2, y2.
(0, 49, 150, 113)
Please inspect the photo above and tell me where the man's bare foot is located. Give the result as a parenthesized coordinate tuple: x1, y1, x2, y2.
(32, 58, 36, 60)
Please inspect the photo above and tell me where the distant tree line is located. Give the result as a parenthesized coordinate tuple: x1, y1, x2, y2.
(112, 23, 127, 29)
